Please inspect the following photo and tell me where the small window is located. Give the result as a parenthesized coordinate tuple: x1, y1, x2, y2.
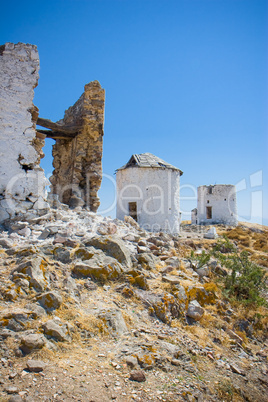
(208, 186, 213, 194)
(206, 206, 212, 219)
(224, 198, 226, 201)
(129, 202, 137, 222)
(207, 200, 209, 204)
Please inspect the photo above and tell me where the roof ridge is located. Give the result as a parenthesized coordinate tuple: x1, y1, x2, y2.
(116, 153, 183, 175)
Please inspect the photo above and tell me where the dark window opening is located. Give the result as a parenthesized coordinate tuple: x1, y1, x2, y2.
(207, 200, 209, 204)
(129, 202, 138, 222)
(206, 206, 212, 219)
(208, 186, 213, 194)
(21, 164, 33, 172)
(224, 198, 226, 201)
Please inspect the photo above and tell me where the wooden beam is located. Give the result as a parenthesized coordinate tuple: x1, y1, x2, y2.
(37, 117, 81, 134)
(36, 129, 76, 140)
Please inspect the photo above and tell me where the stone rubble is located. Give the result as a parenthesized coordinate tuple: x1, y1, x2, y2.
(0, 205, 267, 401)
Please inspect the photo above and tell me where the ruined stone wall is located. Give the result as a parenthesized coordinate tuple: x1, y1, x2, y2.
(50, 81, 105, 212)
(0, 43, 48, 223)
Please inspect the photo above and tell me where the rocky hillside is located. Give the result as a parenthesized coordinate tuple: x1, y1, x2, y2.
(0, 205, 267, 402)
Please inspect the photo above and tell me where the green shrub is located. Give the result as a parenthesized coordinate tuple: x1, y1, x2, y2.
(213, 237, 267, 306)
(189, 249, 210, 269)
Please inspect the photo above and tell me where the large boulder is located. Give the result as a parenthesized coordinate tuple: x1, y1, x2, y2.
(162, 275, 181, 285)
(98, 308, 128, 336)
(84, 236, 132, 268)
(72, 254, 123, 281)
(172, 284, 187, 311)
(72, 246, 98, 261)
(164, 256, 181, 270)
(137, 253, 158, 270)
(20, 333, 46, 354)
(186, 300, 204, 321)
(204, 227, 218, 239)
(127, 269, 149, 290)
(37, 291, 62, 311)
(0, 308, 33, 332)
(26, 359, 47, 372)
(42, 319, 71, 342)
(136, 290, 182, 324)
(184, 283, 217, 306)
(12, 257, 49, 292)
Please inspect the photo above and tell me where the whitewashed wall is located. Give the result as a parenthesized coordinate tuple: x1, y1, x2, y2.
(0, 43, 48, 222)
(191, 208, 197, 224)
(196, 185, 237, 225)
(116, 167, 181, 233)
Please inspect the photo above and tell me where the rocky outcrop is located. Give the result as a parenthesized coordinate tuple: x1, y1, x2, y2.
(0, 204, 267, 401)
(49, 81, 105, 212)
(0, 43, 48, 223)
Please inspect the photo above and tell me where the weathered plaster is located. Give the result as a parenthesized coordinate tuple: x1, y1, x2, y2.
(116, 167, 181, 233)
(192, 185, 237, 226)
(0, 43, 48, 222)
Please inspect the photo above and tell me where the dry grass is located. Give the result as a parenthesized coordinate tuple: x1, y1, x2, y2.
(185, 325, 212, 348)
(224, 226, 252, 247)
(199, 306, 223, 330)
(220, 225, 268, 269)
(170, 318, 184, 331)
(215, 378, 235, 401)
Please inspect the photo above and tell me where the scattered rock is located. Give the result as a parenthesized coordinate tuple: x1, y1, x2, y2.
(0, 238, 13, 248)
(84, 236, 132, 268)
(8, 396, 23, 402)
(98, 309, 128, 336)
(164, 256, 181, 269)
(137, 290, 182, 324)
(124, 215, 140, 229)
(53, 247, 71, 263)
(230, 363, 245, 376)
(26, 359, 47, 372)
(126, 356, 138, 369)
(5, 386, 19, 395)
(37, 291, 62, 311)
(186, 300, 204, 321)
(204, 227, 218, 239)
(13, 257, 49, 292)
(42, 319, 71, 342)
(129, 370, 146, 382)
(73, 252, 123, 281)
(162, 274, 181, 285)
(137, 253, 157, 270)
(127, 270, 149, 290)
(20, 333, 46, 354)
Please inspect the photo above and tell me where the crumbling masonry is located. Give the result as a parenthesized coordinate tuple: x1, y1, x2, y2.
(46, 81, 105, 212)
(0, 43, 48, 222)
(0, 42, 105, 222)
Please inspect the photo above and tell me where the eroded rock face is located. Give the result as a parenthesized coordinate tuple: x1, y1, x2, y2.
(0, 43, 48, 223)
(50, 81, 105, 212)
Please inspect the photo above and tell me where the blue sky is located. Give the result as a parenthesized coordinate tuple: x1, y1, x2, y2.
(1, 0, 267, 224)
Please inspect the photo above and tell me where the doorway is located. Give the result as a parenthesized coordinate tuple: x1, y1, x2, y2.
(206, 206, 212, 219)
(129, 202, 138, 222)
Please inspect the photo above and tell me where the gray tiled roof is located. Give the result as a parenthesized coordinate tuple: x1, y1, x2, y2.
(117, 153, 183, 175)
